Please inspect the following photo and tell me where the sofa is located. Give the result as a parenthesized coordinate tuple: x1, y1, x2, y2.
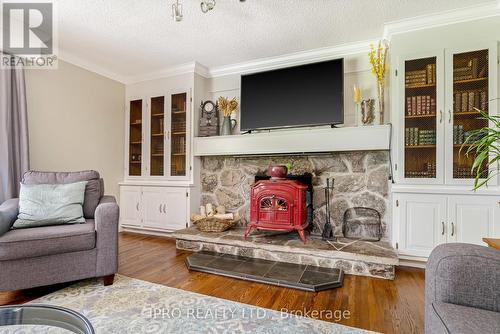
(425, 243, 500, 334)
(0, 170, 119, 291)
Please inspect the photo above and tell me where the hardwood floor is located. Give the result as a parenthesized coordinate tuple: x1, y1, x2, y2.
(0, 232, 426, 333)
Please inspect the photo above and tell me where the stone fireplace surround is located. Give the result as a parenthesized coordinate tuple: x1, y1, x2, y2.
(200, 150, 390, 239)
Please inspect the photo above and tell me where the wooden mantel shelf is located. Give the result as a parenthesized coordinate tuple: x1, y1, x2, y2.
(193, 125, 391, 156)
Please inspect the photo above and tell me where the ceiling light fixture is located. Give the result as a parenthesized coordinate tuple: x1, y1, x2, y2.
(200, 0, 216, 13)
(172, 0, 183, 21)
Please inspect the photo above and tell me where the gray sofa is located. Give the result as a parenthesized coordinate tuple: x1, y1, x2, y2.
(425, 243, 500, 334)
(0, 170, 119, 291)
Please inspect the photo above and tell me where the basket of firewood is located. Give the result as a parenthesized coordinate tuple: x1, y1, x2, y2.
(191, 214, 240, 232)
(191, 204, 241, 232)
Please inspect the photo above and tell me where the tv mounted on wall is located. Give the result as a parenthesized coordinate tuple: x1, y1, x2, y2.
(240, 58, 344, 131)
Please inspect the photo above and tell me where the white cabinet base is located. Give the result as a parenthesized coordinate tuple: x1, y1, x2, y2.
(120, 184, 190, 233)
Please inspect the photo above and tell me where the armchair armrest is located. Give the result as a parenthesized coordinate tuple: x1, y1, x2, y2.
(426, 243, 500, 313)
(94, 196, 119, 276)
(0, 198, 19, 236)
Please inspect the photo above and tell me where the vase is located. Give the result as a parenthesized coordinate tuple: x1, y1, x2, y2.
(221, 116, 237, 136)
(377, 83, 385, 125)
(268, 165, 288, 179)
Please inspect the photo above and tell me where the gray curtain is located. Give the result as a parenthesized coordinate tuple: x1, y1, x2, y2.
(0, 58, 29, 203)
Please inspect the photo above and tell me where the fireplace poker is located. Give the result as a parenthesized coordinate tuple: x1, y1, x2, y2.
(322, 178, 335, 240)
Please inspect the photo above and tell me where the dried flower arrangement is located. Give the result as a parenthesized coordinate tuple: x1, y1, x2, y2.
(368, 40, 389, 124)
(218, 96, 238, 117)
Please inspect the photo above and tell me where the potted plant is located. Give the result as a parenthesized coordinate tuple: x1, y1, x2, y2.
(461, 109, 500, 190)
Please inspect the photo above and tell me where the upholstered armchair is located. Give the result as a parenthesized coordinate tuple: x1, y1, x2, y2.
(0, 171, 119, 291)
(425, 243, 500, 333)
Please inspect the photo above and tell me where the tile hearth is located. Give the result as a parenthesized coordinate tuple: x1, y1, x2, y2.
(186, 251, 344, 292)
(173, 227, 398, 280)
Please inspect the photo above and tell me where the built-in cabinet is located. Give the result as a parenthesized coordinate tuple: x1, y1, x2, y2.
(126, 90, 190, 180)
(393, 42, 500, 262)
(394, 193, 500, 258)
(397, 43, 498, 185)
(120, 186, 189, 232)
(121, 81, 198, 234)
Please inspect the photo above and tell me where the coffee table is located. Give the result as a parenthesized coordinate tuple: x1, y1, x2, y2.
(0, 304, 94, 334)
(483, 238, 500, 250)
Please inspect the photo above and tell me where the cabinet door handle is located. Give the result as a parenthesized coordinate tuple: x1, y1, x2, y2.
(451, 222, 455, 236)
(448, 109, 452, 123)
(136, 203, 139, 211)
(441, 222, 445, 235)
(163, 204, 167, 213)
(159, 204, 162, 213)
(439, 110, 443, 123)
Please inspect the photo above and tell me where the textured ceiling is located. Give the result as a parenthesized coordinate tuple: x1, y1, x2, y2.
(57, 0, 493, 78)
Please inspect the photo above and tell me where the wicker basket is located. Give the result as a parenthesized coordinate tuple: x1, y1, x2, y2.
(191, 215, 240, 232)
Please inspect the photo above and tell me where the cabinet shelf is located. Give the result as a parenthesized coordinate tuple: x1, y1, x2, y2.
(151, 153, 164, 157)
(405, 145, 436, 149)
(151, 133, 164, 137)
(405, 83, 436, 89)
(172, 110, 186, 115)
(130, 121, 142, 126)
(453, 77, 487, 85)
(405, 114, 436, 119)
(172, 132, 186, 135)
(151, 113, 164, 117)
(171, 153, 186, 156)
(453, 111, 481, 117)
(129, 161, 141, 164)
(130, 141, 142, 145)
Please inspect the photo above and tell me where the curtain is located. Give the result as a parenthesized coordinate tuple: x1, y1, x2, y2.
(0, 58, 29, 203)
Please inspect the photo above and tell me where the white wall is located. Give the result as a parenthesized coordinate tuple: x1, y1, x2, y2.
(25, 60, 125, 197)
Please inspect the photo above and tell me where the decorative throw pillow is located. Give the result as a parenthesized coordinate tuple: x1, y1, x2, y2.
(13, 181, 88, 229)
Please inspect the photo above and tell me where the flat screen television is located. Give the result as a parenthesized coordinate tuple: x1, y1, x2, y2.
(240, 58, 344, 131)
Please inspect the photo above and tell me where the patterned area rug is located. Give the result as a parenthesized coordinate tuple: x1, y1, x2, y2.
(3, 275, 374, 333)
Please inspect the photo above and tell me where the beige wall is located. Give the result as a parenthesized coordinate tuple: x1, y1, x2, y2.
(25, 60, 125, 198)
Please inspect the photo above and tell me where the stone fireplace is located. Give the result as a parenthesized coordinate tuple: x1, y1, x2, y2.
(200, 150, 390, 239)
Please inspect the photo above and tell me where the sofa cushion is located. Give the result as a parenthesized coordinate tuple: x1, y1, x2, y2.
(22, 170, 104, 219)
(432, 301, 500, 334)
(0, 220, 96, 261)
(14, 182, 87, 229)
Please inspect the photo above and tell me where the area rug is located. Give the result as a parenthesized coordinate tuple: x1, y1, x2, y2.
(3, 275, 375, 333)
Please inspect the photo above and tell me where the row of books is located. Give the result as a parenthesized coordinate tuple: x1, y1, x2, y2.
(406, 95, 436, 116)
(405, 63, 436, 86)
(454, 90, 488, 113)
(405, 128, 436, 146)
(172, 120, 186, 132)
(172, 136, 186, 154)
(406, 163, 436, 178)
(453, 57, 486, 81)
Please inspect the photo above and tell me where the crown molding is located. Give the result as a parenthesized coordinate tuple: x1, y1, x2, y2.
(125, 61, 209, 84)
(383, 0, 500, 37)
(207, 40, 375, 78)
(57, 49, 129, 84)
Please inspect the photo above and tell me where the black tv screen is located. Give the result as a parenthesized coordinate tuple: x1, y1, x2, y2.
(240, 58, 344, 131)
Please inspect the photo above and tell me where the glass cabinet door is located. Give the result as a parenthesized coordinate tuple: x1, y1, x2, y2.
(128, 99, 143, 176)
(150, 96, 166, 176)
(404, 57, 438, 180)
(451, 49, 489, 180)
(170, 92, 187, 177)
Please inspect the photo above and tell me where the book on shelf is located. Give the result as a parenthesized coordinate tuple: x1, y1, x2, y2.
(461, 92, 468, 112)
(480, 91, 488, 111)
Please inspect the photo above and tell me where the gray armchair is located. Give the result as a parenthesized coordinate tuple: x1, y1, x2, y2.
(0, 171, 119, 292)
(425, 243, 500, 334)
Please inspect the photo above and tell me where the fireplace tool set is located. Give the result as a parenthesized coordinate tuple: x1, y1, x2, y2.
(321, 178, 335, 241)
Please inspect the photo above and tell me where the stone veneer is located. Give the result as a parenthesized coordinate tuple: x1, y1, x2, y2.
(200, 151, 390, 239)
(174, 227, 398, 280)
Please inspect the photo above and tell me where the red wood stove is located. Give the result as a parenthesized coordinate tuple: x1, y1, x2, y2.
(244, 167, 309, 243)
